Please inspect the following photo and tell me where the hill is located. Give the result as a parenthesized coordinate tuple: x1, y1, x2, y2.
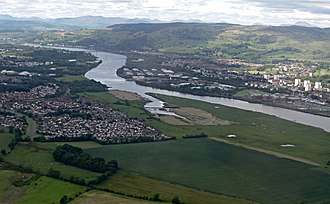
(30, 22, 330, 63)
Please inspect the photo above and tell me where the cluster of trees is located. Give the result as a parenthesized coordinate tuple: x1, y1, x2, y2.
(61, 79, 107, 93)
(183, 132, 208, 139)
(52, 144, 118, 174)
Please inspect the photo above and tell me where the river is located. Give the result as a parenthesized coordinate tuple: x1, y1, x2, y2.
(47, 47, 330, 132)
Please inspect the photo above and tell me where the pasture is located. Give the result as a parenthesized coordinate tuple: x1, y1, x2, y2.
(100, 171, 255, 204)
(0, 170, 34, 203)
(0, 128, 14, 153)
(16, 176, 86, 204)
(87, 138, 330, 204)
(3, 142, 102, 183)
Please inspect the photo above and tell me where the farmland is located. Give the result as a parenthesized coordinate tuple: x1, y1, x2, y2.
(3, 142, 102, 183)
(86, 138, 330, 204)
(0, 170, 34, 203)
(100, 171, 255, 204)
(15, 176, 86, 204)
(0, 128, 14, 153)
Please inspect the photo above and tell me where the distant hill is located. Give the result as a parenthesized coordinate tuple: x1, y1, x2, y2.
(46, 16, 164, 29)
(294, 21, 318, 28)
(34, 22, 328, 63)
(0, 19, 76, 31)
(0, 15, 165, 30)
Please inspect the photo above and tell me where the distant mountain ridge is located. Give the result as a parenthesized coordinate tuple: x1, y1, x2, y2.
(0, 15, 169, 30)
(0, 15, 327, 31)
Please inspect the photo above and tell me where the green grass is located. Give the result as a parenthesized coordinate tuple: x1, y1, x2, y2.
(100, 171, 255, 204)
(71, 190, 165, 204)
(0, 128, 14, 153)
(0, 170, 34, 203)
(87, 138, 330, 204)
(16, 176, 86, 204)
(55, 75, 87, 82)
(3, 142, 102, 183)
(151, 94, 330, 167)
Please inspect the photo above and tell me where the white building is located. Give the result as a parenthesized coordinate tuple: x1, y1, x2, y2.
(304, 80, 312, 92)
(294, 79, 301, 86)
(274, 75, 280, 80)
(314, 82, 322, 90)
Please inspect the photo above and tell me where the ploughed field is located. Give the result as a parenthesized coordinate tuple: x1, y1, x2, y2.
(86, 138, 330, 204)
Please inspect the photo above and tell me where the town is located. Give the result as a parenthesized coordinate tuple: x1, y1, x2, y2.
(119, 52, 330, 116)
(0, 46, 170, 144)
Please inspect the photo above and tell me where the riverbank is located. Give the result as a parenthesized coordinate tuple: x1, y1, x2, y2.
(33, 45, 330, 132)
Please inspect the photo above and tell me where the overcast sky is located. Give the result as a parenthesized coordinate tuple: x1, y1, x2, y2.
(0, 0, 330, 27)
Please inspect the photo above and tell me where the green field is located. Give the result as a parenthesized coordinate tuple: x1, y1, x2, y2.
(3, 142, 102, 183)
(55, 75, 87, 82)
(71, 190, 166, 204)
(0, 170, 34, 203)
(0, 128, 14, 153)
(100, 171, 255, 204)
(16, 176, 86, 204)
(86, 138, 330, 204)
(150, 94, 330, 167)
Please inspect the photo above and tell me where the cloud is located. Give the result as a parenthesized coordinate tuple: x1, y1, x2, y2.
(0, 0, 329, 27)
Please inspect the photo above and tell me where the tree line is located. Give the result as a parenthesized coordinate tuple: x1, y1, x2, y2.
(52, 144, 118, 174)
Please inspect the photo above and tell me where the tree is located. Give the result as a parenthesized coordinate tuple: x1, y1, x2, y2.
(60, 195, 68, 204)
(172, 196, 181, 204)
(47, 168, 61, 178)
(1, 149, 6, 156)
(153, 193, 161, 202)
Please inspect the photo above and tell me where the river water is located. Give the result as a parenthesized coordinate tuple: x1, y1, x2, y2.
(52, 47, 330, 132)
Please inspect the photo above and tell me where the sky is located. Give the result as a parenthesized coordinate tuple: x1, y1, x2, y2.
(0, 0, 330, 27)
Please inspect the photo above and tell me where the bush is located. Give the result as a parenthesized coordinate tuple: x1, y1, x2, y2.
(172, 196, 181, 204)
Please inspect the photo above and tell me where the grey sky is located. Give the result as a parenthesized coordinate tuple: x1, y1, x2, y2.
(0, 0, 329, 27)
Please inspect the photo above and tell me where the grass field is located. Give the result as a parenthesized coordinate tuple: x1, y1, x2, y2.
(0, 170, 34, 203)
(55, 75, 87, 82)
(86, 138, 330, 204)
(71, 190, 166, 204)
(16, 176, 86, 204)
(0, 128, 14, 153)
(151, 94, 330, 167)
(3, 142, 102, 183)
(100, 171, 255, 204)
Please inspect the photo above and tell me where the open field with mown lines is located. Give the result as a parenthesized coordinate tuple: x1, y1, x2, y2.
(86, 138, 330, 204)
(100, 171, 256, 204)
